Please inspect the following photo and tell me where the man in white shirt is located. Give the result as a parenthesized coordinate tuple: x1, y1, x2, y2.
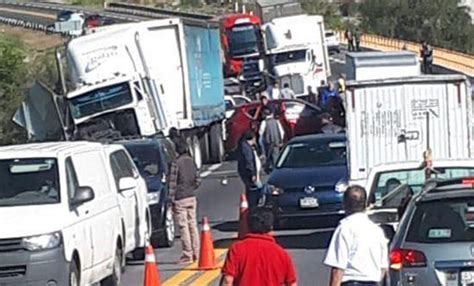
(324, 185, 388, 286)
(280, 83, 296, 100)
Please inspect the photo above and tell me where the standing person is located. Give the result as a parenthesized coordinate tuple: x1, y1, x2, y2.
(237, 131, 262, 192)
(324, 185, 388, 286)
(252, 95, 274, 122)
(266, 80, 281, 100)
(307, 86, 317, 105)
(320, 82, 340, 110)
(280, 83, 296, 100)
(317, 80, 327, 108)
(345, 29, 354, 52)
(220, 207, 297, 286)
(420, 41, 433, 74)
(259, 108, 285, 172)
(169, 127, 184, 149)
(337, 74, 346, 95)
(169, 143, 201, 264)
(354, 29, 361, 52)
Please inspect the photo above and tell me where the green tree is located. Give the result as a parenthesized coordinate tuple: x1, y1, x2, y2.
(360, 0, 474, 54)
(300, 0, 345, 30)
(0, 36, 28, 145)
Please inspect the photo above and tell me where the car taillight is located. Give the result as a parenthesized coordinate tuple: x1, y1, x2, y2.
(390, 249, 427, 271)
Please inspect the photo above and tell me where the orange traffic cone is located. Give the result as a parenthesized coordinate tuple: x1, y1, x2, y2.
(198, 217, 217, 270)
(238, 193, 249, 239)
(143, 244, 161, 286)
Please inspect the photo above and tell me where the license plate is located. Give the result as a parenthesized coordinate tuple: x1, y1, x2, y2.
(461, 271, 474, 284)
(300, 197, 319, 208)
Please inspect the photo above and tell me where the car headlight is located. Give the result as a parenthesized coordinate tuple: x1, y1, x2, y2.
(335, 180, 348, 193)
(22, 232, 61, 251)
(147, 192, 160, 205)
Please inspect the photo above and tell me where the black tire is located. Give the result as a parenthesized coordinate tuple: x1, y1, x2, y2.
(200, 132, 211, 164)
(209, 124, 224, 163)
(69, 259, 80, 286)
(152, 203, 175, 248)
(100, 245, 122, 286)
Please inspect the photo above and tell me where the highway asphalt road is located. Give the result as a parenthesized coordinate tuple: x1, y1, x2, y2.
(121, 160, 339, 286)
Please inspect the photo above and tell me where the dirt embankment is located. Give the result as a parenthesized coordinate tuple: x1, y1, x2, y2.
(0, 24, 64, 51)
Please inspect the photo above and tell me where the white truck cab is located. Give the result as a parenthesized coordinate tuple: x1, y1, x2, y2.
(264, 15, 330, 96)
(0, 142, 149, 286)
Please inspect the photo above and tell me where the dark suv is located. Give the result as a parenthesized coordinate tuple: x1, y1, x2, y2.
(387, 177, 474, 286)
(119, 137, 176, 247)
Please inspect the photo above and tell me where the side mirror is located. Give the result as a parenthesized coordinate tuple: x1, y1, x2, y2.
(72, 186, 95, 206)
(381, 224, 396, 241)
(119, 177, 136, 191)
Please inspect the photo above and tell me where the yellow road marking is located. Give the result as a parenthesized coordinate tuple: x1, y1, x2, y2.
(162, 248, 227, 286)
(190, 259, 226, 286)
(0, 7, 56, 19)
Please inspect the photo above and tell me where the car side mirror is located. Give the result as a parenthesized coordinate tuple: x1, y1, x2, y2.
(381, 224, 396, 241)
(119, 177, 136, 191)
(72, 186, 95, 206)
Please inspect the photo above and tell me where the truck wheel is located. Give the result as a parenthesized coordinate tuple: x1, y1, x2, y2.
(100, 245, 122, 286)
(69, 259, 80, 286)
(200, 132, 211, 164)
(192, 135, 202, 169)
(209, 124, 224, 163)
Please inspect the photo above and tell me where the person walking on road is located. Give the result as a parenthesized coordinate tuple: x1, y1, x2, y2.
(320, 82, 340, 110)
(317, 80, 327, 107)
(280, 83, 296, 99)
(259, 108, 285, 172)
(354, 29, 362, 52)
(220, 207, 297, 286)
(345, 29, 355, 52)
(267, 80, 281, 100)
(324, 185, 388, 286)
(237, 131, 262, 192)
(307, 86, 317, 105)
(169, 143, 201, 265)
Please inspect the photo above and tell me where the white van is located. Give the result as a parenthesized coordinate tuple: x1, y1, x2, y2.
(0, 142, 149, 286)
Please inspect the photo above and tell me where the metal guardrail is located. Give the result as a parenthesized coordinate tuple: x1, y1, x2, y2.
(107, 2, 213, 21)
(337, 31, 474, 77)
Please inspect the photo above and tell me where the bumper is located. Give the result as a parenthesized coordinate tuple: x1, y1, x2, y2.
(0, 246, 69, 286)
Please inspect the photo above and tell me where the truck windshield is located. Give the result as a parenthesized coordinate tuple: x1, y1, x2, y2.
(371, 167, 474, 208)
(0, 158, 60, 207)
(69, 82, 133, 119)
(276, 140, 346, 168)
(274, 49, 307, 65)
(227, 25, 260, 57)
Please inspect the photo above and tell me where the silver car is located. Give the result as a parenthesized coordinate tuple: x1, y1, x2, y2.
(386, 178, 474, 286)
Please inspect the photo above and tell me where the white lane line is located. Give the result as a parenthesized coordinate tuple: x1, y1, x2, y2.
(200, 163, 222, 178)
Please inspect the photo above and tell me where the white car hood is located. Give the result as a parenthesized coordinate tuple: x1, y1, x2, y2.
(274, 62, 309, 76)
(0, 204, 66, 238)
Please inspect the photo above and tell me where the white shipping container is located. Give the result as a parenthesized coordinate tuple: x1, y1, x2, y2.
(345, 51, 420, 81)
(346, 74, 473, 184)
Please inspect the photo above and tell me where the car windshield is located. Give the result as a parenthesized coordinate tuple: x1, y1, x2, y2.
(276, 139, 346, 168)
(371, 167, 474, 208)
(274, 49, 307, 65)
(227, 24, 260, 57)
(406, 197, 474, 243)
(69, 82, 133, 119)
(124, 144, 165, 178)
(0, 158, 60, 207)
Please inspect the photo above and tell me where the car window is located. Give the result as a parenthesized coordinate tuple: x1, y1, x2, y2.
(110, 150, 137, 189)
(284, 102, 305, 120)
(406, 198, 474, 243)
(225, 100, 234, 110)
(125, 144, 164, 177)
(65, 157, 79, 202)
(277, 139, 346, 168)
(233, 97, 248, 106)
(371, 168, 474, 207)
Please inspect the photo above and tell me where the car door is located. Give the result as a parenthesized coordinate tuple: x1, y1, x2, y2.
(109, 150, 141, 252)
(283, 101, 322, 137)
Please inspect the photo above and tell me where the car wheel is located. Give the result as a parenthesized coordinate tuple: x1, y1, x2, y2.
(154, 203, 175, 248)
(69, 259, 80, 286)
(100, 245, 122, 286)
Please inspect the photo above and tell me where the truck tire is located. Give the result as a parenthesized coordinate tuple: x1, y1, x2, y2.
(192, 135, 202, 170)
(209, 124, 224, 163)
(69, 259, 80, 286)
(200, 132, 210, 164)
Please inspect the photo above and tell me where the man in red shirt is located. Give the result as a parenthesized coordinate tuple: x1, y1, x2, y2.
(220, 207, 297, 286)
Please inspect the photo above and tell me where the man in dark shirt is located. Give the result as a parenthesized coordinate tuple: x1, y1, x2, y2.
(220, 207, 297, 286)
(169, 143, 200, 264)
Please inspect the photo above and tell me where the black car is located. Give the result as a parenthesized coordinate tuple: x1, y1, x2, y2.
(249, 134, 348, 225)
(119, 137, 176, 247)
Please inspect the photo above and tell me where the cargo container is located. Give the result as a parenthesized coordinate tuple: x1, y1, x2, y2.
(345, 51, 420, 81)
(346, 75, 473, 186)
(254, 0, 303, 23)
